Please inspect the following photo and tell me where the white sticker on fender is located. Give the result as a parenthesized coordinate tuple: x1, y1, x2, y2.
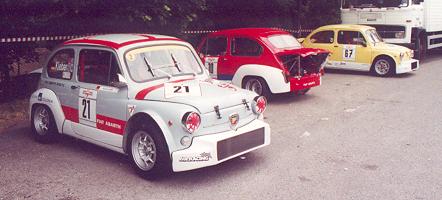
(204, 57, 218, 78)
(343, 45, 356, 61)
(164, 81, 201, 98)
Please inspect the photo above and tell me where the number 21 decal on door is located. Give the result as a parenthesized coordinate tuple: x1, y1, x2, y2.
(343, 45, 356, 61)
(78, 88, 97, 127)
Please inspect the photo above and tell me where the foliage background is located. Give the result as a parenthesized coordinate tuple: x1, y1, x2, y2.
(0, 0, 341, 101)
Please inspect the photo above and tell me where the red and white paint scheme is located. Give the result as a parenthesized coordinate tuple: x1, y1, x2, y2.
(29, 34, 270, 179)
(197, 28, 329, 97)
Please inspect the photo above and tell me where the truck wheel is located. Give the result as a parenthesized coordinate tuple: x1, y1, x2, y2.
(243, 77, 271, 98)
(415, 35, 427, 60)
(129, 126, 171, 179)
(372, 57, 395, 77)
(31, 105, 58, 143)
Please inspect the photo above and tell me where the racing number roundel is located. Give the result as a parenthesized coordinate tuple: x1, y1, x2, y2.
(343, 45, 356, 61)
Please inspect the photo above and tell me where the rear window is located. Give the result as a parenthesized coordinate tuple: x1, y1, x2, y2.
(268, 34, 302, 49)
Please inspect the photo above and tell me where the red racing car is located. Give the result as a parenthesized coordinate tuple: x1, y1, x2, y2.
(197, 28, 329, 97)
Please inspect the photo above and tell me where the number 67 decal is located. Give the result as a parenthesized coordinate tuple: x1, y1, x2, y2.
(343, 45, 356, 61)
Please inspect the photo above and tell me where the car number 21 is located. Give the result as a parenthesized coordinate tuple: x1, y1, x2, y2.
(78, 88, 97, 123)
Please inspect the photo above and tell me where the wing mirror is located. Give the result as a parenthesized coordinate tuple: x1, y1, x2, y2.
(110, 74, 128, 88)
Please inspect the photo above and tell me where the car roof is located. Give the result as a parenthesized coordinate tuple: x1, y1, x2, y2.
(207, 28, 291, 38)
(63, 34, 183, 49)
(316, 24, 375, 32)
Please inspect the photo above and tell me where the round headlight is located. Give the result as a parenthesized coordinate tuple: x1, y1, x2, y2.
(252, 96, 267, 115)
(182, 112, 201, 134)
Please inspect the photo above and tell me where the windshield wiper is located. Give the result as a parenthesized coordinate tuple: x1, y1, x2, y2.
(143, 57, 155, 77)
(170, 53, 182, 72)
(154, 68, 172, 79)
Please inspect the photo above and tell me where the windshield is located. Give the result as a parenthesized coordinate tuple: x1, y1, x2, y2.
(342, 0, 409, 8)
(365, 29, 384, 44)
(268, 34, 302, 49)
(125, 45, 203, 82)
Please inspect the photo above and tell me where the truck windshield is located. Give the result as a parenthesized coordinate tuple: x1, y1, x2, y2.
(125, 45, 203, 82)
(342, 0, 409, 8)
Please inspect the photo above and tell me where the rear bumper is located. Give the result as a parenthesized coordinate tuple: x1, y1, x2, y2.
(171, 119, 270, 172)
(396, 59, 419, 74)
(289, 74, 321, 91)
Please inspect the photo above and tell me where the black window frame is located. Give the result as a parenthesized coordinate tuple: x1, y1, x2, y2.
(337, 31, 367, 46)
(310, 31, 335, 44)
(202, 37, 228, 56)
(77, 48, 122, 86)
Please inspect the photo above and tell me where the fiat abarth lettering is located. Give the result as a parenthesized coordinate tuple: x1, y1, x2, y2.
(197, 28, 329, 97)
(302, 24, 419, 77)
(29, 34, 271, 179)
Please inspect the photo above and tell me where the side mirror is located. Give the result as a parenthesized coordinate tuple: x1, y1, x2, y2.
(110, 74, 128, 88)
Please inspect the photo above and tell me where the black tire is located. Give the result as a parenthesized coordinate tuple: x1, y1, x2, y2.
(371, 56, 396, 77)
(30, 104, 59, 143)
(415, 35, 427, 60)
(128, 123, 172, 180)
(242, 77, 271, 98)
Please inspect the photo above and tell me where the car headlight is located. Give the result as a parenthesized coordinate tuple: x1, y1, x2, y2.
(252, 96, 267, 115)
(182, 112, 201, 134)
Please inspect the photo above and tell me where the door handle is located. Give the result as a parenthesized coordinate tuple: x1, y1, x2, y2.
(71, 85, 79, 90)
(334, 45, 339, 48)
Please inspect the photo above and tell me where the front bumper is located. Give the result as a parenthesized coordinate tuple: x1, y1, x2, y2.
(396, 59, 419, 74)
(171, 119, 270, 172)
(289, 74, 321, 91)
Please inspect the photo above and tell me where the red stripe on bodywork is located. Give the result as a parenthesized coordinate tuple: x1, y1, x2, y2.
(62, 105, 79, 123)
(135, 78, 194, 100)
(61, 105, 126, 135)
(96, 114, 126, 135)
(64, 38, 183, 49)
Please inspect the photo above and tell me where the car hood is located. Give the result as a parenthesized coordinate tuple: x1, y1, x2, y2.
(373, 42, 410, 53)
(135, 79, 257, 113)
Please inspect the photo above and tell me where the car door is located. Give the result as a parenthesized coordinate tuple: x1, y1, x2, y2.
(199, 36, 228, 79)
(335, 30, 372, 71)
(305, 30, 339, 68)
(72, 47, 128, 148)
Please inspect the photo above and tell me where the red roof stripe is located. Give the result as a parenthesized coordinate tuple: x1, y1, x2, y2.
(64, 37, 183, 49)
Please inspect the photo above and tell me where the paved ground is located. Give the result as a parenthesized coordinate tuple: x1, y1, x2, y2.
(1, 51, 441, 200)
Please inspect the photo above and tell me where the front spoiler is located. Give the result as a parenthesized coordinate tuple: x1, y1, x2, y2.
(171, 119, 270, 172)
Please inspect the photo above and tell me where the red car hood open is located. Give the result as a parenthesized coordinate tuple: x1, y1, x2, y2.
(274, 47, 329, 57)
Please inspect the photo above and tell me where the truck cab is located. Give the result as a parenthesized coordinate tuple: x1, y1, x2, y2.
(341, 0, 442, 59)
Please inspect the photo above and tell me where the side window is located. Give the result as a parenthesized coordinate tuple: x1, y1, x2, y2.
(202, 37, 227, 56)
(338, 31, 366, 45)
(47, 49, 74, 80)
(231, 37, 263, 57)
(78, 49, 121, 86)
(310, 31, 335, 44)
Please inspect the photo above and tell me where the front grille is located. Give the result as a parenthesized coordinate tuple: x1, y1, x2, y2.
(217, 127, 265, 161)
(412, 61, 418, 70)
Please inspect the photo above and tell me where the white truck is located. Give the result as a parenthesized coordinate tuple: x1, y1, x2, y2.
(341, 0, 442, 59)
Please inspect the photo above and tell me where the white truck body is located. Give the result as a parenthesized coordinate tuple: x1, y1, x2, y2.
(341, 0, 442, 56)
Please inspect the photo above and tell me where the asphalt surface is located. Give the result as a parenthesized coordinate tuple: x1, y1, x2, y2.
(1, 51, 442, 200)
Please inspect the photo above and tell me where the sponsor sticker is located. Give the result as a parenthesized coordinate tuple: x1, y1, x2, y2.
(179, 152, 212, 162)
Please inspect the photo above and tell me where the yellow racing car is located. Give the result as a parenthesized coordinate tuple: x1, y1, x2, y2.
(302, 24, 419, 77)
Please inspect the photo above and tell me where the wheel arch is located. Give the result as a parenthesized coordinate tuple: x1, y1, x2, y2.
(232, 64, 289, 94)
(30, 88, 65, 132)
(122, 111, 174, 155)
(371, 54, 397, 74)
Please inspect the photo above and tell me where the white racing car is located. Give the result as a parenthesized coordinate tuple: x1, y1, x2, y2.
(29, 34, 271, 179)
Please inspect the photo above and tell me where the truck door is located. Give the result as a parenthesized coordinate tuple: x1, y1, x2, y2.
(72, 48, 128, 147)
(199, 37, 228, 79)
